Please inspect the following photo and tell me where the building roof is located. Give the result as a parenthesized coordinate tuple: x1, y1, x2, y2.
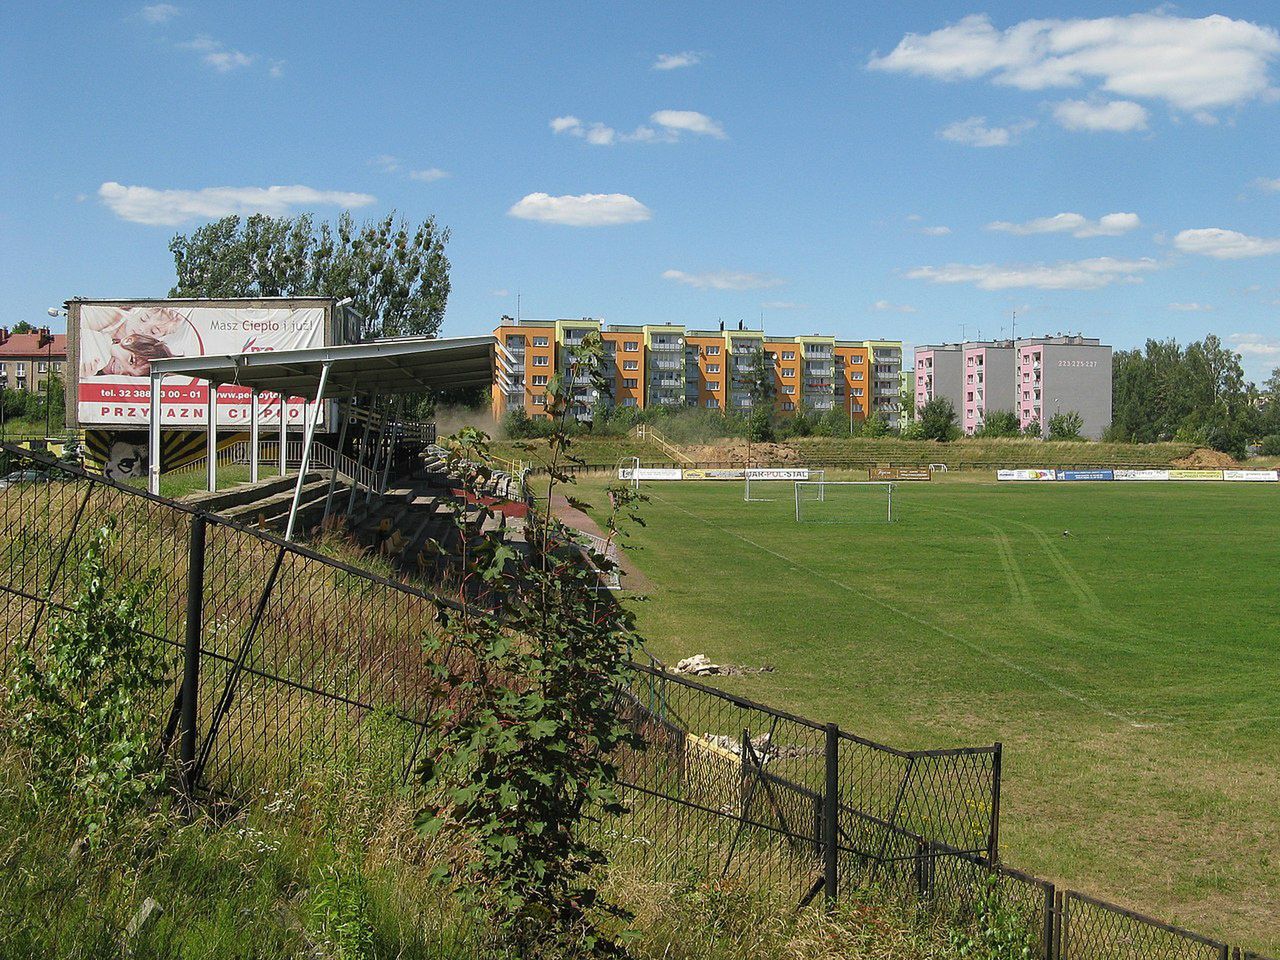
(147, 335, 493, 399)
(0, 333, 68, 358)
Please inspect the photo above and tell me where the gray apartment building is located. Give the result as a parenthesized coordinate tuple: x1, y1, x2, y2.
(914, 334, 1113, 439)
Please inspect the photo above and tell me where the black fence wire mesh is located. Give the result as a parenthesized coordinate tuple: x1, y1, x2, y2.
(0, 446, 1271, 959)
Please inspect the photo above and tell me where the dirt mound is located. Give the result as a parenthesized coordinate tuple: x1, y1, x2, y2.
(679, 440, 801, 465)
(1172, 447, 1239, 468)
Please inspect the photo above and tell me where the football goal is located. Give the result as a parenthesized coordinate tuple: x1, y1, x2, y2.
(744, 469, 822, 502)
(794, 480, 894, 523)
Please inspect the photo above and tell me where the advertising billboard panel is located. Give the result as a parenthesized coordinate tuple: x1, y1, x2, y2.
(1060, 470, 1114, 481)
(76, 303, 327, 427)
(1113, 470, 1169, 481)
(1167, 469, 1223, 481)
(1222, 470, 1279, 482)
(996, 469, 1057, 481)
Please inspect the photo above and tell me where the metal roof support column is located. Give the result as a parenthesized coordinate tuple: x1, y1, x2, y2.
(364, 396, 392, 506)
(148, 371, 162, 495)
(346, 396, 374, 519)
(249, 389, 260, 483)
(322, 382, 357, 526)
(278, 392, 287, 477)
(284, 360, 331, 543)
(376, 395, 403, 501)
(206, 382, 217, 493)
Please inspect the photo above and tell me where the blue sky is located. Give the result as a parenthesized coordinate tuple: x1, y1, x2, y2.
(3, 2, 1279, 381)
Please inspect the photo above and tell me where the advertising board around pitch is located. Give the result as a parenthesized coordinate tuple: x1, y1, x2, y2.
(997, 469, 1057, 481)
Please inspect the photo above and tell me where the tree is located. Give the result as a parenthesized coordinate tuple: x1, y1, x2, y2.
(417, 332, 643, 955)
(169, 212, 451, 338)
(917, 397, 959, 441)
(735, 347, 776, 411)
(11, 321, 35, 334)
(746, 409, 774, 443)
(863, 412, 889, 438)
(1022, 417, 1041, 438)
(976, 410, 1020, 438)
(1048, 410, 1085, 441)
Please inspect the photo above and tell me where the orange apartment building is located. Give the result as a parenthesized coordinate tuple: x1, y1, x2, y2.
(492, 318, 902, 427)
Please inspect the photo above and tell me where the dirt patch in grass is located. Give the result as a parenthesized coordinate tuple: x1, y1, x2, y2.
(679, 440, 802, 464)
(1172, 447, 1239, 468)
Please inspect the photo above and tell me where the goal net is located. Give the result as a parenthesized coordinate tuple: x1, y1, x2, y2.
(744, 468, 822, 502)
(794, 481, 894, 523)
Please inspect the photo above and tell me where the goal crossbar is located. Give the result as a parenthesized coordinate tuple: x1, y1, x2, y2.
(794, 480, 894, 523)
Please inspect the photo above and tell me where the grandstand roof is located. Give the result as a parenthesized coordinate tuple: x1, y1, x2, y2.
(147, 335, 493, 398)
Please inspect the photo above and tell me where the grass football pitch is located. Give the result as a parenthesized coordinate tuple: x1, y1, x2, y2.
(575, 472, 1280, 952)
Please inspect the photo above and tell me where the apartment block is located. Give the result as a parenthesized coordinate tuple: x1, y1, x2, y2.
(491, 318, 902, 425)
(912, 335, 1112, 438)
(1016, 336, 1112, 439)
(0, 327, 68, 394)
(961, 342, 1016, 435)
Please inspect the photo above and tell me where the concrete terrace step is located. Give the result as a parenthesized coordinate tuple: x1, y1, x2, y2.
(181, 471, 325, 514)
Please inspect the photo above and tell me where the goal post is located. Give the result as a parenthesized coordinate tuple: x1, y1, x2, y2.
(794, 480, 894, 523)
(744, 468, 822, 502)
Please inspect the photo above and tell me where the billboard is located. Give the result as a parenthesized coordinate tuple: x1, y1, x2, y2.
(997, 469, 1057, 481)
(1168, 469, 1223, 481)
(76, 303, 327, 427)
(1113, 469, 1169, 481)
(1222, 470, 1279, 482)
(744, 468, 809, 481)
(618, 468, 683, 481)
(869, 467, 932, 481)
(1059, 470, 1114, 481)
(684, 468, 747, 480)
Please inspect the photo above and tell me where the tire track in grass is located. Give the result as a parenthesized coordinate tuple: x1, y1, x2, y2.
(649, 491, 1140, 726)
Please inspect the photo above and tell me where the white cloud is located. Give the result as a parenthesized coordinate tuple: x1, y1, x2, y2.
(508, 193, 651, 227)
(650, 110, 726, 139)
(181, 35, 253, 72)
(1229, 333, 1280, 357)
(868, 13, 1280, 114)
(409, 168, 450, 182)
(1169, 302, 1213, 312)
(761, 300, 805, 310)
(1254, 177, 1280, 192)
(268, 60, 286, 78)
(550, 110, 725, 145)
(98, 182, 375, 226)
(873, 300, 918, 313)
(1174, 228, 1280, 259)
(986, 211, 1140, 238)
(906, 256, 1159, 291)
(371, 154, 401, 173)
(140, 4, 180, 23)
(661, 269, 786, 291)
(939, 116, 1034, 147)
(1053, 99, 1149, 132)
(653, 51, 702, 70)
(920, 225, 952, 236)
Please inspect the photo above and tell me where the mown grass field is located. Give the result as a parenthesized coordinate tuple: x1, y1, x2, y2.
(575, 472, 1280, 953)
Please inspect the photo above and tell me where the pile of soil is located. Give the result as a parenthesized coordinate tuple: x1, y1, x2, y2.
(678, 440, 801, 464)
(1172, 447, 1239, 468)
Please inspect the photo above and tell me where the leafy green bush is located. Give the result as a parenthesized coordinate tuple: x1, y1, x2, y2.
(1047, 411, 1085, 442)
(1259, 434, 1280, 457)
(976, 410, 1021, 438)
(918, 398, 960, 442)
(5, 523, 167, 846)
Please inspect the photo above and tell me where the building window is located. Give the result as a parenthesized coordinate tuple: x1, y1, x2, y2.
(532, 355, 549, 366)
(707, 381, 719, 391)
(623, 360, 639, 371)
(37, 362, 47, 373)
(782, 351, 796, 360)
(967, 392, 974, 401)
(851, 372, 864, 380)
(853, 388, 863, 397)
(623, 378, 638, 388)
(782, 367, 795, 377)
(706, 345, 721, 356)
(16, 363, 25, 374)
(705, 398, 718, 408)
(707, 363, 720, 374)
(532, 394, 546, 405)
(533, 336, 549, 347)
(966, 410, 974, 419)
(781, 401, 795, 411)
(532, 375, 548, 385)
(783, 385, 796, 395)
(53, 362, 62, 372)
(624, 341, 639, 352)
(622, 397, 638, 407)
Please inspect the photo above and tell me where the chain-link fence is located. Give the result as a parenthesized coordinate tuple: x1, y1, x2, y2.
(0, 445, 1272, 959)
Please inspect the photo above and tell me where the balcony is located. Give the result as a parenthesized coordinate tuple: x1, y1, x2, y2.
(654, 359, 682, 371)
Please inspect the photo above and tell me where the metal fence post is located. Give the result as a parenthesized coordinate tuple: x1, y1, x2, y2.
(180, 513, 206, 795)
(1042, 881, 1055, 960)
(824, 722, 839, 905)
(988, 741, 1003, 864)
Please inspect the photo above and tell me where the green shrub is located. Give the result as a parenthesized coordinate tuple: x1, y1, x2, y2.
(1259, 434, 1280, 457)
(1047, 411, 1085, 442)
(5, 523, 167, 846)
